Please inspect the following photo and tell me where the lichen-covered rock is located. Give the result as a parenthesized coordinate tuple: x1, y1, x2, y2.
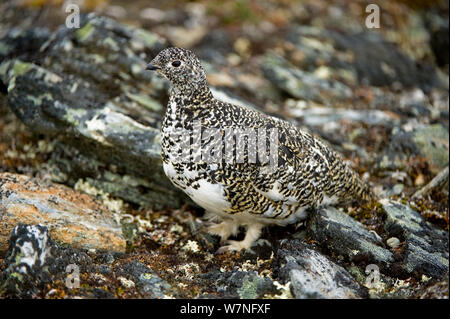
(0, 14, 189, 209)
(0, 27, 51, 62)
(262, 53, 352, 104)
(0, 224, 53, 298)
(378, 124, 449, 173)
(117, 260, 171, 298)
(0, 223, 124, 298)
(0, 224, 98, 298)
(286, 105, 400, 127)
(381, 199, 449, 278)
(285, 26, 444, 91)
(0, 172, 126, 252)
(200, 270, 278, 299)
(274, 240, 368, 299)
(307, 207, 393, 268)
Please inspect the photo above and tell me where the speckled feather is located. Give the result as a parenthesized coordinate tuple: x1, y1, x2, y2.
(148, 47, 372, 252)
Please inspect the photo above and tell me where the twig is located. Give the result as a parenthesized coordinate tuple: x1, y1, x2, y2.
(413, 166, 449, 198)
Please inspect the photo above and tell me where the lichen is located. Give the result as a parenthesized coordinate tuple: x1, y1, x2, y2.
(75, 22, 94, 42)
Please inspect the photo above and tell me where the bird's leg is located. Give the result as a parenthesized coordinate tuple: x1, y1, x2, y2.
(206, 219, 239, 243)
(217, 223, 264, 253)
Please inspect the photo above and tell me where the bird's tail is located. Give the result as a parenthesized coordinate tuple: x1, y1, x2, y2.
(329, 159, 375, 203)
(344, 165, 375, 202)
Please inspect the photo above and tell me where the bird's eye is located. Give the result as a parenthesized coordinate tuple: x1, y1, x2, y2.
(171, 61, 181, 67)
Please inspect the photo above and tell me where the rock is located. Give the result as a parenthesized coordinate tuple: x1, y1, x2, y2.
(378, 124, 449, 173)
(118, 276, 135, 289)
(430, 24, 449, 67)
(118, 260, 171, 298)
(385, 184, 404, 197)
(286, 104, 400, 127)
(0, 225, 52, 298)
(397, 88, 432, 118)
(426, 12, 449, 67)
(0, 224, 99, 298)
(381, 200, 449, 278)
(193, 29, 234, 66)
(419, 277, 449, 299)
(0, 27, 51, 62)
(286, 26, 443, 91)
(275, 240, 368, 299)
(0, 223, 130, 298)
(139, 7, 176, 24)
(386, 237, 401, 249)
(262, 53, 352, 104)
(201, 270, 278, 299)
(412, 124, 449, 172)
(0, 172, 126, 252)
(308, 207, 394, 268)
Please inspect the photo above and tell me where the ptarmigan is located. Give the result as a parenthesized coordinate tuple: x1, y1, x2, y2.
(147, 47, 372, 253)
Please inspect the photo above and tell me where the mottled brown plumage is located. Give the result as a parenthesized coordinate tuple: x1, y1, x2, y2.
(147, 47, 372, 252)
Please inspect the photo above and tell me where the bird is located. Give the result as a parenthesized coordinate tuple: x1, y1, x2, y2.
(146, 47, 373, 253)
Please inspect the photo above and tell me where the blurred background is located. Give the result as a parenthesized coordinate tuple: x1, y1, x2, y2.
(1, 0, 449, 67)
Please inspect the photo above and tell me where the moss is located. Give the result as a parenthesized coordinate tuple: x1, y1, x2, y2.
(75, 22, 94, 42)
(237, 275, 260, 299)
(12, 60, 32, 77)
(10, 272, 23, 281)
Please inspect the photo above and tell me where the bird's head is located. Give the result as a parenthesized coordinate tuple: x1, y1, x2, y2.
(146, 47, 208, 92)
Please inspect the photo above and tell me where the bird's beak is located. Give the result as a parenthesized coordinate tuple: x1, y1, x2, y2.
(146, 62, 160, 71)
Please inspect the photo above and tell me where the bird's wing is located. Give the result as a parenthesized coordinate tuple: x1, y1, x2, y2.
(247, 120, 336, 207)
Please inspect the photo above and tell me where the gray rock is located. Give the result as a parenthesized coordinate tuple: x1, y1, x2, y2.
(119, 260, 171, 298)
(275, 240, 368, 299)
(385, 184, 404, 197)
(377, 124, 449, 173)
(286, 26, 444, 91)
(0, 224, 53, 298)
(426, 12, 449, 67)
(287, 105, 399, 126)
(381, 199, 449, 278)
(200, 270, 277, 299)
(0, 27, 51, 62)
(0, 224, 96, 298)
(412, 124, 449, 172)
(308, 207, 393, 268)
(262, 53, 352, 104)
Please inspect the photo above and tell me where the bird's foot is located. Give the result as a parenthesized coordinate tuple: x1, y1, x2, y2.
(205, 220, 238, 243)
(216, 240, 251, 253)
(216, 223, 264, 254)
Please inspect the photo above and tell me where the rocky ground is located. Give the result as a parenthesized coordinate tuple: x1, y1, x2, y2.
(0, 0, 448, 299)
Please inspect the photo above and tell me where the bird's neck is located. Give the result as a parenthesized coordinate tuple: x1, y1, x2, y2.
(170, 83, 213, 106)
(164, 84, 213, 129)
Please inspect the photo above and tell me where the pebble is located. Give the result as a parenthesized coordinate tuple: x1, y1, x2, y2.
(387, 237, 401, 248)
(118, 277, 135, 289)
